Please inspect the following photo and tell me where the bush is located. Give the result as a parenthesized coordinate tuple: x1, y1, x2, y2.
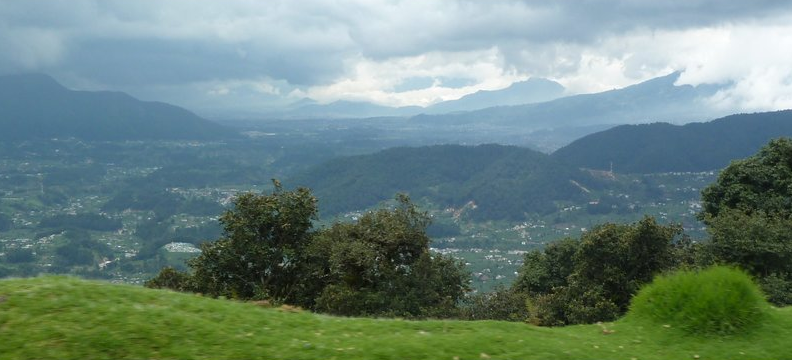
(758, 273, 792, 306)
(628, 266, 768, 336)
(458, 285, 529, 321)
(527, 283, 620, 326)
(145, 266, 192, 292)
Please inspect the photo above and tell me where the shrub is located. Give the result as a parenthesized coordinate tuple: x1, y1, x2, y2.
(628, 266, 768, 336)
(458, 285, 530, 321)
(527, 283, 620, 326)
(758, 273, 792, 306)
(145, 267, 192, 292)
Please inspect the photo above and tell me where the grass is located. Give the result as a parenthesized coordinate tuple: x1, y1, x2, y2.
(628, 266, 768, 335)
(1, 276, 791, 360)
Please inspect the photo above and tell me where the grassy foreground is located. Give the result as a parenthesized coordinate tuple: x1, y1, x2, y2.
(1, 276, 791, 360)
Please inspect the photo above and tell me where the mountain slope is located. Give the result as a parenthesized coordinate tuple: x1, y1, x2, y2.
(553, 110, 792, 173)
(289, 144, 599, 220)
(413, 72, 724, 129)
(0, 73, 239, 141)
(425, 78, 566, 114)
(2, 276, 791, 360)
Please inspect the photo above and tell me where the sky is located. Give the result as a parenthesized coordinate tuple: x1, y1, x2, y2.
(1, 0, 792, 117)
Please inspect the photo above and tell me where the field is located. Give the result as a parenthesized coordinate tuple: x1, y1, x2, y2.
(1, 276, 790, 360)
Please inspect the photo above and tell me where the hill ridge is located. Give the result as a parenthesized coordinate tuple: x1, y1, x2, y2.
(289, 143, 598, 219)
(553, 109, 792, 173)
(0, 73, 239, 141)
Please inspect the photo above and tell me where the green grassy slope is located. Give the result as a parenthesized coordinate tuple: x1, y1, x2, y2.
(1, 276, 791, 360)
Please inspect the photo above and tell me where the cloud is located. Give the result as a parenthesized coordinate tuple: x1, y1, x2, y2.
(300, 48, 525, 107)
(0, 26, 66, 70)
(671, 22, 792, 112)
(1, 0, 791, 114)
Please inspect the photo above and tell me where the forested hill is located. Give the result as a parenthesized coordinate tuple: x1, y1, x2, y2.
(0, 73, 239, 141)
(552, 110, 792, 173)
(289, 144, 600, 220)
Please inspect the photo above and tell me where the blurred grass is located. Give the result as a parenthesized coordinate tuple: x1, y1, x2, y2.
(1, 276, 791, 360)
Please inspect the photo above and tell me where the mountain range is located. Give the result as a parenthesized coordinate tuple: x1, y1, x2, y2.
(423, 77, 566, 114)
(0, 74, 238, 141)
(273, 77, 566, 119)
(411, 72, 725, 130)
(291, 110, 792, 218)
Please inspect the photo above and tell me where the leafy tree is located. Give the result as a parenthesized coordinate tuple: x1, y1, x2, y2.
(145, 266, 193, 291)
(148, 188, 469, 319)
(572, 217, 685, 313)
(700, 138, 792, 220)
(513, 238, 579, 295)
(699, 138, 792, 305)
(514, 217, 688, 326)
(705, 209, 792, 278)
(310, 195, 469, 318)
(188, 182, 318, 303)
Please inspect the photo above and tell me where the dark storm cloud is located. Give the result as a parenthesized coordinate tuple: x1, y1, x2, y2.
(339, 0, 792, 58)
(1, 0, 791, 112)
(63, 38, 345, 86)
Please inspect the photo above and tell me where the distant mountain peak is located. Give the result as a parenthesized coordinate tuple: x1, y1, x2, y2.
(424, 77, 565, 114)
(0, 73, 67, 92)
(0, 73, 238, 141)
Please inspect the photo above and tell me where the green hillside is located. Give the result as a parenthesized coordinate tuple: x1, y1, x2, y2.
(1, 276, 791, 359)
(553, 110, 792, 173)
(0, 73, 239, 141)
(289, 144, 600, 220)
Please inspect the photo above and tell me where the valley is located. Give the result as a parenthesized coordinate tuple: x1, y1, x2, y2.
(0, 134, 716, 291)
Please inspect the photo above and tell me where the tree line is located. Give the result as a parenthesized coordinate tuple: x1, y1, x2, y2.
(465, 138, 792, 324)
(148, 138, 792, 323)
(147, 186, 468, 318)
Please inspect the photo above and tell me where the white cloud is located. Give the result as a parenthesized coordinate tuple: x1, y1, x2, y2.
(508, 20, 792, 115)
(300, 48, 526, 107)
(672, 22, 792, 112)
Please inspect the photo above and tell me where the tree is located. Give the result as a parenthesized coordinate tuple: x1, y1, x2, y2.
(699, 138, 792, 305)
(145, 266, 193, 291)
(187, 182, 318, 303)
(311, 195, 469, 318)
(513, 237, 579, 295)
(148, 185, 468, 318)
(513, 216, 689, 326)
(572, 217, 685, 312)
(700, 138, 792, 220)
